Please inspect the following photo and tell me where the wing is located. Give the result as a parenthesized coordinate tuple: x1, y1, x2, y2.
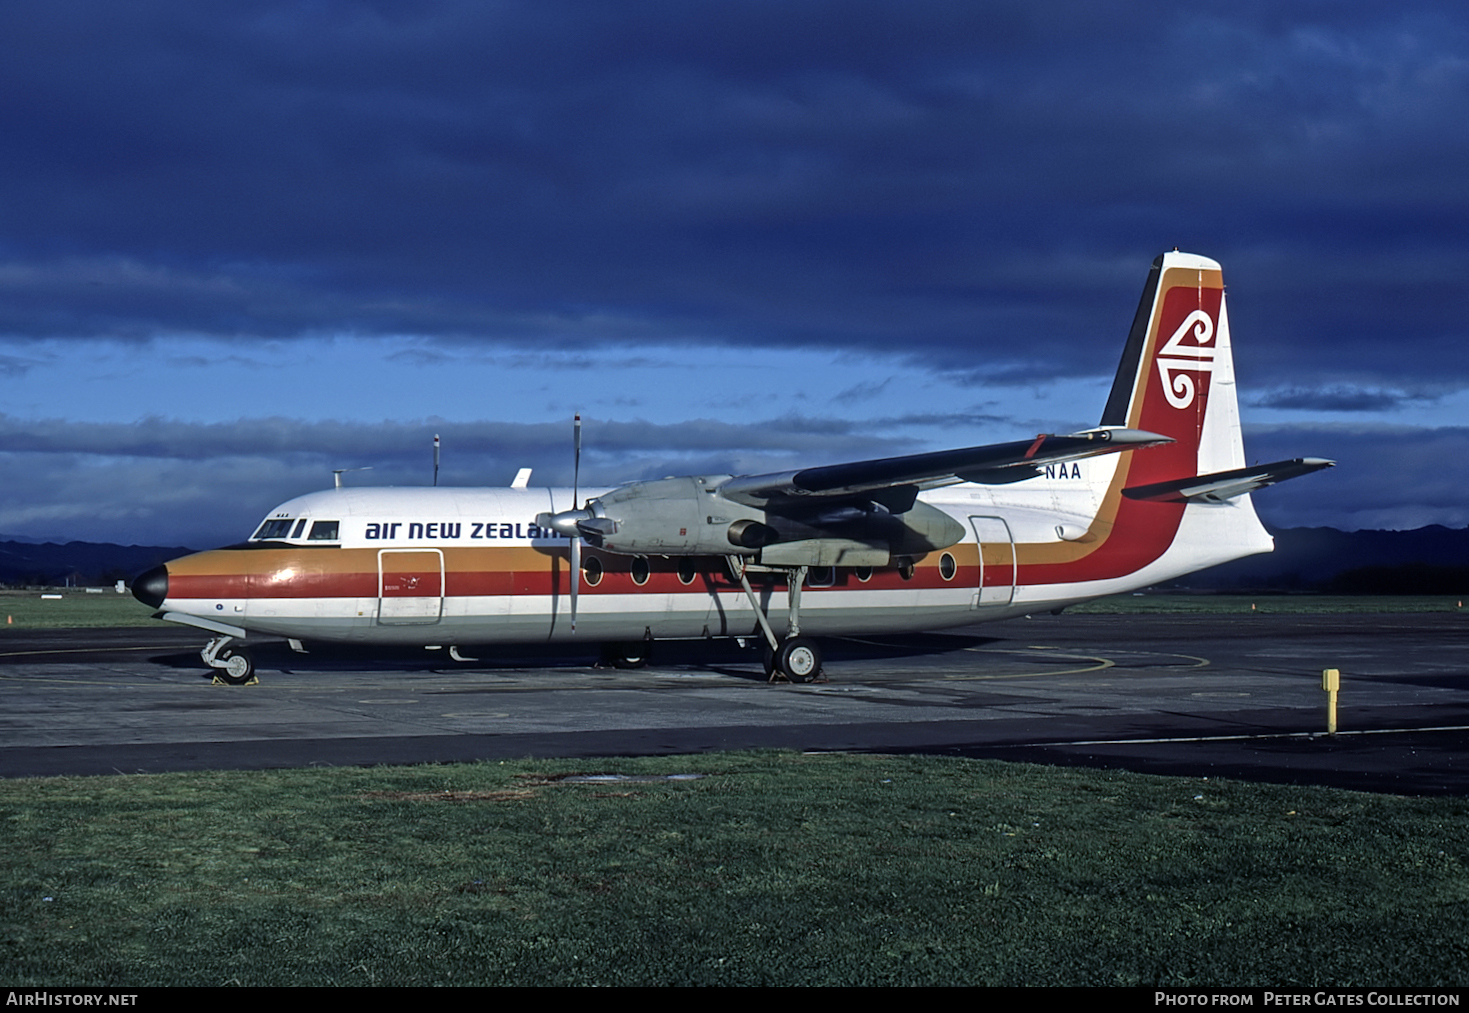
(717, 426, 1172, 507)
(1122, 458, 1336, 504)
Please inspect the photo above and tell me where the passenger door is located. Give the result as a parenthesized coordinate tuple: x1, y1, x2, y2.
(377, 549, 444, 625)
(967, 516, 1016, 608)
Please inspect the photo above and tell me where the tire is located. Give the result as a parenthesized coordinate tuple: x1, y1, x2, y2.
(602, 642, 651, 669)
(217, 648, 254, 686)
(776, 637, 821, 683)
(761, 641, 779, 679)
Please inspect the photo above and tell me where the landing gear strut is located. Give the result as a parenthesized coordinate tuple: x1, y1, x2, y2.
(730, 558, 825, 683)
(201, 635, 256, 686)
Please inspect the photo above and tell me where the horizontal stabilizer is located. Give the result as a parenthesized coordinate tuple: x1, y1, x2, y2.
(1122, 458, 1335, 504)
(718, 427, 1171, 505)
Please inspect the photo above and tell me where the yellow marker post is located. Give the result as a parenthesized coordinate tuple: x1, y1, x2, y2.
(1321, 668, 1340, 735)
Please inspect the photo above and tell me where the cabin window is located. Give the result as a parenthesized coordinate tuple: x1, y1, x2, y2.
(308, 521, 340, 541)
(253, 519, 294, 540)
(939, 553, 957, 581)
(854, 566, 873, 583)
(631, 557, 651, 585)
(677, 558, 697, 585)
(291, 519, 308, 539)
(807, 566, 835, 587)
(897, 557, 916, 581)
(582, 556, 603, 587)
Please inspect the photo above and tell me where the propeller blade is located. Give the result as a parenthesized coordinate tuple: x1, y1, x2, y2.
(571, 414, 582, 632)
(570, 535, 580, 632)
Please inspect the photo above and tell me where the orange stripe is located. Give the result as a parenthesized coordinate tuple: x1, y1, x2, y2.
(168, 546, 981, 600)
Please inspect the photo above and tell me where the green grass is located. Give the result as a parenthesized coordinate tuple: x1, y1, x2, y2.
(2, 752, 1467, 986)
(0, 590, 156, 629)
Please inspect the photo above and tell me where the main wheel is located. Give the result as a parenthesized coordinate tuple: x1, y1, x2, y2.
(602, 642, 652, 669)
(761, 641, 779, 679)
(776, 637, 822, 683)
(217, 647, 255, 686)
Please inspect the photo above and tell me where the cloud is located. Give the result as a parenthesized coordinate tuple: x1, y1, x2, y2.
(1245, 422, 1469, 531)
(0, 2, 1462, 390)
(0, 3, 1465, 540)
(1252, 386, 1442, 412)
(0, 411, 1458, 546)
(0, 411, 929, 544)
(0, 354, 40, 377)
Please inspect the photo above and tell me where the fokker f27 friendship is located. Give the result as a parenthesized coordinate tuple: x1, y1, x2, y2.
(134, 252, 1332, 684)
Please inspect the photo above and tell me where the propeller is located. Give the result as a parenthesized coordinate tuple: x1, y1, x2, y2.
(534, 416, 592, 630)
(570, 414, 581, 632)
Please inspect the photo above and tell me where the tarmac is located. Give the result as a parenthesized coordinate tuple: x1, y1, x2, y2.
(2, 612, 1467, 794)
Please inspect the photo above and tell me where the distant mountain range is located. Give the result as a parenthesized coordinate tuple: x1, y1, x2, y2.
(0, 541, 196, 587)
(1182, 524, 1469, 593)
(3, 526, 1467, 593)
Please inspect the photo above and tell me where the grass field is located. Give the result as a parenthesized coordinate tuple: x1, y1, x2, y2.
(2, 751, 1467, 986)
(0, 590, 156, 629)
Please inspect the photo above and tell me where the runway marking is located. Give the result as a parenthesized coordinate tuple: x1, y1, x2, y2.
(944, 645, 1209, 682)
(0, 645, 205, 687)
(0, 644, 185, 659)
(1041, 646, 1209, 670)
(948, 648, 1115, 680)
(1024, 724, 1469, 747)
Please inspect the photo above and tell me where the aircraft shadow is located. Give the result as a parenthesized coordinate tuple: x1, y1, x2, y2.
(147, 631, 1005, 680)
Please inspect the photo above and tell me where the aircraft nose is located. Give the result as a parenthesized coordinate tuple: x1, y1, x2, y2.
(132, 565, 169, 609)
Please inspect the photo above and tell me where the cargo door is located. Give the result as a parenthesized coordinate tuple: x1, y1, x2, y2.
(377, 549, 444, 625)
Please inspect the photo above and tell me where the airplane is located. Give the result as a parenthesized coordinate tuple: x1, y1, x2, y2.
(132, 251, 1332, 685)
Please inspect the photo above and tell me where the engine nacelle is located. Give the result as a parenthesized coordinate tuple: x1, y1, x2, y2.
(545, 475, 967, 560)
(586, 476, 771, 555)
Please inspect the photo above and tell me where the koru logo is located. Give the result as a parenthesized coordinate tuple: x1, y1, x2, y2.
(1155, 309, 1215, 409)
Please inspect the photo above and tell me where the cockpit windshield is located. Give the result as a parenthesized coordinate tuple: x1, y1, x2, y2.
(252, 518, 295, 540)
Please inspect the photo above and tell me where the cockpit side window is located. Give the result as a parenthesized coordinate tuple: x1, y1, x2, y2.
(253, 519, 295, 540)
(308, 520, 340, 541)
(291, 519, 308, 538)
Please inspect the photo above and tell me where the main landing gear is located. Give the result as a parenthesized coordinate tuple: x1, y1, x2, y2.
(601, 641, 652, 669)
(201, 635, 256, 686)
(729, 558, 826, 684)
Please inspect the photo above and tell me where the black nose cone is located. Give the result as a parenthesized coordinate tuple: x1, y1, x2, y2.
(133, 565, 169, 609)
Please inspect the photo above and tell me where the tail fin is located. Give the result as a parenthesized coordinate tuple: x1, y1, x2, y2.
(1019, 252, 1328, 588)
(1100, 251, 1241, 488)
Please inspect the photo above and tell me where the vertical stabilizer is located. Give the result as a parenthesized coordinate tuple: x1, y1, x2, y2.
(1100, 251, 1241, 487)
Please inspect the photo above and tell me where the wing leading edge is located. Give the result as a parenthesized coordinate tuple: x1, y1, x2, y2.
(716, 426, 1171, 506)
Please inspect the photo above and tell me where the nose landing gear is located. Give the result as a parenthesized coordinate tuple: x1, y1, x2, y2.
(201, 635, 256, 686)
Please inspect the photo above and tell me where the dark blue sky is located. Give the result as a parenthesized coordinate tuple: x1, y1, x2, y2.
(1, 1, 1465, 545)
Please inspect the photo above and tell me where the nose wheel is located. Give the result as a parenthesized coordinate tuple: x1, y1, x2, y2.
(201, 635, 257, 686)
(216, 647, 255, 686)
